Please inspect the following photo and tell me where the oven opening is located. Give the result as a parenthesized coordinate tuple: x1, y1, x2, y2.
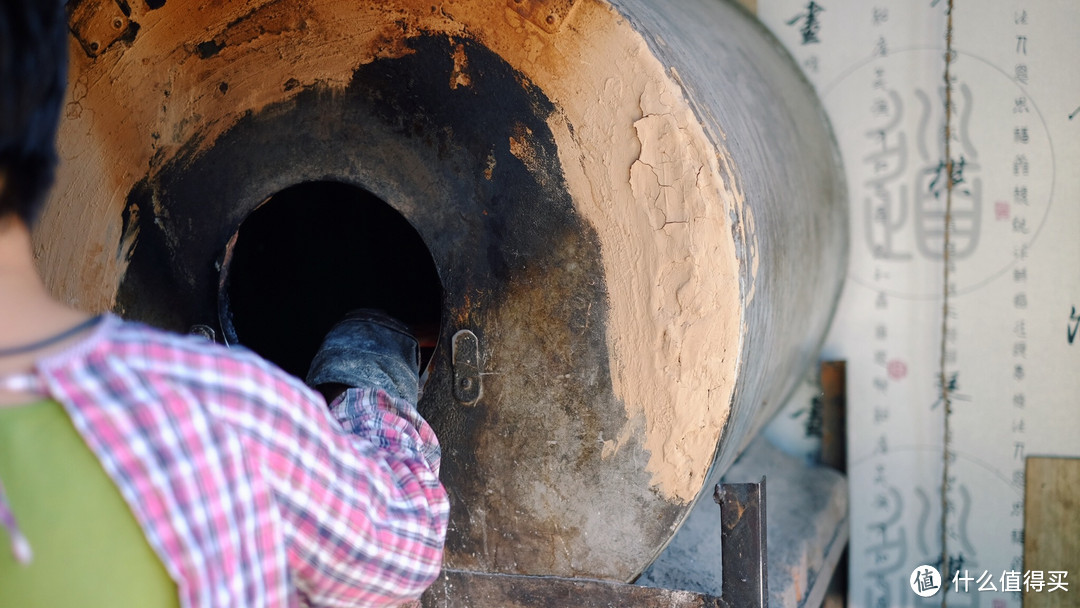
(219, 181, 443, 382)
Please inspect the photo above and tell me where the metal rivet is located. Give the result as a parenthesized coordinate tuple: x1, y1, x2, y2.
(113, 18, 124, 29)
(89, 41, 100, 52)
(546, 14, 556, 24)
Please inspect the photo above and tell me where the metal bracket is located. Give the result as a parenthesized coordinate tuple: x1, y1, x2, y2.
(67, 0, 136, 58)
(819, 360, 847, 472)
(716, 478, 769, 608)
(451, 329, 482, 406)
(507, 0, 580, 34)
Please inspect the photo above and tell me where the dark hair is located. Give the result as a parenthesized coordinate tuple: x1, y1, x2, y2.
(0, 0, 68, 225)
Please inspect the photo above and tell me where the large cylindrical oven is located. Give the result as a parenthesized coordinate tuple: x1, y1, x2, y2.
(43, 0, 847, 582)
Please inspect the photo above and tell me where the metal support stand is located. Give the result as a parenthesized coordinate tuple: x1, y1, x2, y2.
(421, 479, 768, 607)
(717, 479, 768, 608)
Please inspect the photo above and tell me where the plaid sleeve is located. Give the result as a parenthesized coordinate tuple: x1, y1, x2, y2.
(38, 320, 448, 607)
(329, 388, 442, 478)
(220, 355, 449, 607)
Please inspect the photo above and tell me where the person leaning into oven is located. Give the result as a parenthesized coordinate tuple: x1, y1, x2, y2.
(0, 2, 448, 605)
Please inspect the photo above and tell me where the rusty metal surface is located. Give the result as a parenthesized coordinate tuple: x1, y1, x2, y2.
(717, 480, 768, 608)
(819, 361, 846, 471)
(66, 0, 135, 58)
(422, 569, 727, 608)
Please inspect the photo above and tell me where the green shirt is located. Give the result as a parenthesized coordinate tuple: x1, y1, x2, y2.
(0, 400, 179, 607)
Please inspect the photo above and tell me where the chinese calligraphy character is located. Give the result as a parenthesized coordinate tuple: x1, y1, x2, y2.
(873, 376, 887, 393)
(803, 395, 823, 437)
(787, 2, 826, 45)
(866, 191, 912, 260)
(1014, 186, 1028, 205)
(941, 554, 966, 583)
(873, 36, 887, 57)
(926, 157, 970, 199)
(916, 164, 982, 259)
(1069, 306, 1079, 344)
(1016, 35, 1028, 54)
(931, 372, 965, 409)
(864, 90, 907, 183)
(1015, 64, 1028, 84)
(1014, 154, 1029, 175)
(912, 83, 981, 261)
(866, 486, 907, 578)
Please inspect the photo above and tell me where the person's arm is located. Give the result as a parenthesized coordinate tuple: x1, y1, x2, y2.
(236, 356, 448, 607)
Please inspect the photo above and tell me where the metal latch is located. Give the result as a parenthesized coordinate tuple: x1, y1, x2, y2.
(451, 329, 482, 406)
(507, 0, 580, 34)
(67, 0, 136, 58)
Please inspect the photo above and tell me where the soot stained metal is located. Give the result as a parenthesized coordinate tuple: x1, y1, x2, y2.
(114, 34, 658, 579)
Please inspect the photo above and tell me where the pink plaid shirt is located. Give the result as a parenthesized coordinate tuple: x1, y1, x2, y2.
(0, 314, 448, 607)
